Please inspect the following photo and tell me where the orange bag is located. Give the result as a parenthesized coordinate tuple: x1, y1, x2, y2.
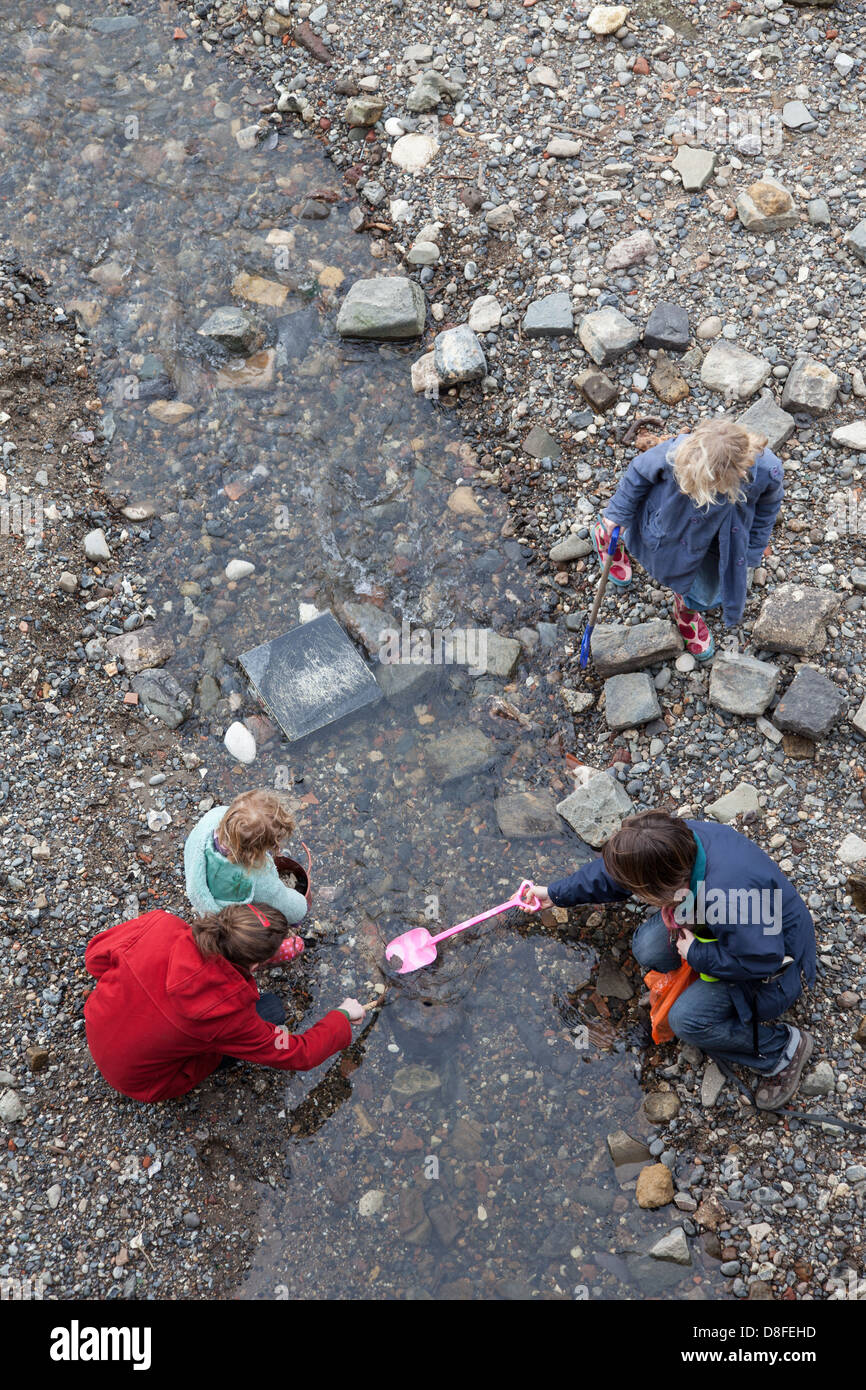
(645, 962, 698, 1043)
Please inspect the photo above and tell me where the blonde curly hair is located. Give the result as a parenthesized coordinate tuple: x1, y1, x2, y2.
(671, 418, 767, 510)
(217, 789, 295, 870)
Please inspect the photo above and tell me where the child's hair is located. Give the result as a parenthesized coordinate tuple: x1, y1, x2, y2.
(670, 418, 767, 510)
(191, 902, 289, 969)
(602, 810, 697, 906)
(217, 789, 295, 869)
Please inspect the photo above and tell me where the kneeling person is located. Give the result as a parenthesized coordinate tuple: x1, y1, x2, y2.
(528, 811, 816, 1111)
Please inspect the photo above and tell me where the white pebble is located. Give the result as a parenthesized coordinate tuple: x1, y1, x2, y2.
(224, 721, 257, 765)
(225, 559, 255, 581)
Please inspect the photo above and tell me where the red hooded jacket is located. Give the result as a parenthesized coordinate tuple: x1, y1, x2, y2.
(84, 909, 352, 1102)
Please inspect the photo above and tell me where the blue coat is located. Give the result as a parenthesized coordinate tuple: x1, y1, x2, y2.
(548, 820, 815, 1028)
(604, 436, 784, 626)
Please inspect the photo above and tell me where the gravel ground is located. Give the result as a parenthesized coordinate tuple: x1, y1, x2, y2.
(0, 257, 308, 1300)
(1, 0, 865, 1302)
(167, 0, 866, 1298)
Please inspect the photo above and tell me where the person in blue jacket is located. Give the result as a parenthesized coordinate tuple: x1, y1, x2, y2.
(592, 417, 784, 661)
(527, 810, 816, 1110)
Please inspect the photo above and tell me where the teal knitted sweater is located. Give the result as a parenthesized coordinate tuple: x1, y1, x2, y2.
(183, 805, 308, 925)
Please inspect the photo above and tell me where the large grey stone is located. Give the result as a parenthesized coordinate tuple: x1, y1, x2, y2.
(643, 302, 690, 353)
(578, 307, 640, 365)
(427, 727, 497, 782)
(701, 342, 771, 401)
(735, 179, 798, 232)
(706, 782, 760, 823)
(782, 100, 816, 130)
(591, 620, 682, 676)
(774, 666, 846, 740)
(672, 145, 716, 191)
(522, 292, 574, 338)
(752, 584, 839, 656)
(337, 276, 426, 339)
(131, 668, 192, 730)
(197, 305, 264, 354)
(523, 425, 561, 460)
(781, 355, 839, 415)
(106, 628, 175, 676)
(845, 220, 866, 264)
(474, 630, 521, 679)
(556, 772, 633, 848)
(650, 1227, 691, 1266)
(604, 230, 657, 272)
(607, 1130, 651, 1166)
(800, 1062, 834, 1096)
(708, 650, 780, 717)
(832, 421, 866, 451)
(433, 325, 486, 384)
(576, 367, 618, 411)
(737, 392, 795, 452)
(494, 791, 562, 838)
(549, 535, 593, 563)
(406, 70, 463, 111)
(604, 672, 661, 730)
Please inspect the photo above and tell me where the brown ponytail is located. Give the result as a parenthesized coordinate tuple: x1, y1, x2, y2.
(191, 902, 289, 970)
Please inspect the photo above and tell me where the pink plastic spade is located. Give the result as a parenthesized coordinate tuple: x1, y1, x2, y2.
(385, 880, 542, 975)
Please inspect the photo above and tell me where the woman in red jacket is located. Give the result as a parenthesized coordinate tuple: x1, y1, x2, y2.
(84, 903, 365, 1102)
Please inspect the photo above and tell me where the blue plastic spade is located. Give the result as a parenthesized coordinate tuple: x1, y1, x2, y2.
(579, 525, 621, 669)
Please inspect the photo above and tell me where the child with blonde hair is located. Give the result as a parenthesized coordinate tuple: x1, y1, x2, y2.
(592, 417, 784, 660)
(184, 789, 308, 965)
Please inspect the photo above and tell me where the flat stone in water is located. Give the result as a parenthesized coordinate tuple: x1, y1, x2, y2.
(197, 305, 264, 355)
(390, 1064, 441, 1098)
(494, 791, 562, 838)
(275, 307, 319, 360)
(426, 726, 498, 782)
(336, 276, 426, 339)
(238, 612, 383, 743)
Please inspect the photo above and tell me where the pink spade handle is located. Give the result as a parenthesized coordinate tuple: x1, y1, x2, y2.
(427, 880, 541, 948)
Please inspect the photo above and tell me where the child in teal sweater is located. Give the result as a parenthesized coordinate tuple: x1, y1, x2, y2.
(184, 790, 308, 966)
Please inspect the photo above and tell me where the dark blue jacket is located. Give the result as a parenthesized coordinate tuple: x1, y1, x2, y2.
(604, 437, 784, 626)
(548, 821, 815, 1027)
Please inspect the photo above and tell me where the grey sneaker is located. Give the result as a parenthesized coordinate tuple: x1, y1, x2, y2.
(754, 1030, 814, 1111)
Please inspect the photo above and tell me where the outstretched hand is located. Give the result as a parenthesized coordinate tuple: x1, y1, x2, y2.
(522, 882, 551, 910)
